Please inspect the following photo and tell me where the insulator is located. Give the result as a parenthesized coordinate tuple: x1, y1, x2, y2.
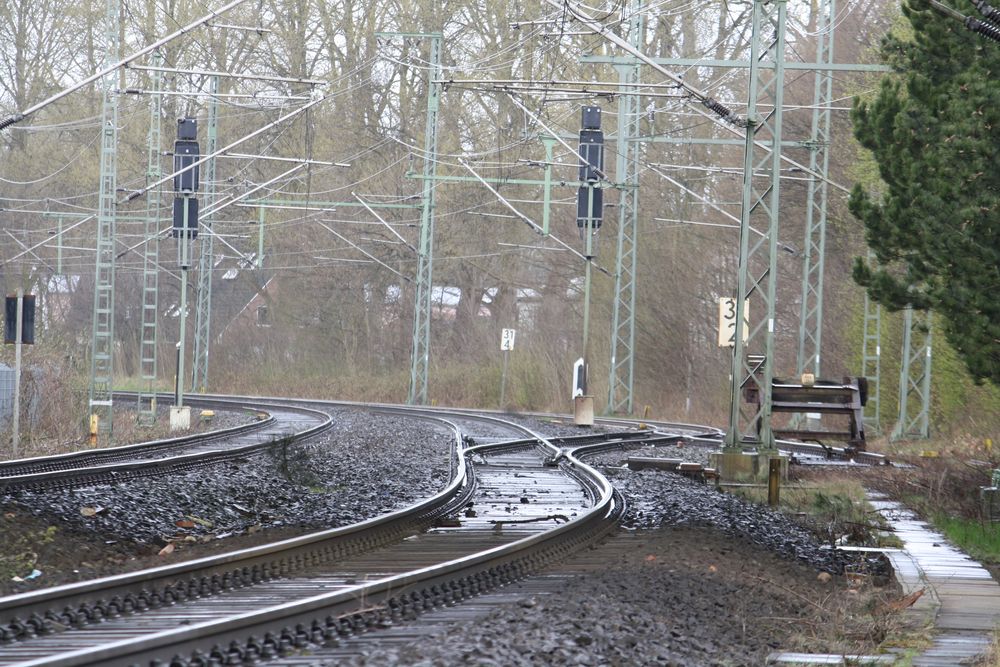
(701, 96, 730, 118)
(973, 0, 1000, 22)
(0, 114, 24, 131)
(967, 17, 1000, 42)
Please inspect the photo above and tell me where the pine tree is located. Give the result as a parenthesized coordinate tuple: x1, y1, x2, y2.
(850, 0, 1000, 385)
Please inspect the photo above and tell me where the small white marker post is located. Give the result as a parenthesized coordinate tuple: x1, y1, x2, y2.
(499, 328, 516, 408)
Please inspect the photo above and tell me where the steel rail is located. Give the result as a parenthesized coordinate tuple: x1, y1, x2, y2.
(0, 407, 276, 478)
(0, 395, 881, 660)
(124, 392, 885, 466)
(11, 429, 619, 666)
(0, 400, 620, 666)
(174, 390, 720, 442)
(0, 400, 332, 494)
(0, 407, 468, 644)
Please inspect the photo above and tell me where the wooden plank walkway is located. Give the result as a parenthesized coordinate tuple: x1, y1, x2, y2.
(871, 496, 998, 666)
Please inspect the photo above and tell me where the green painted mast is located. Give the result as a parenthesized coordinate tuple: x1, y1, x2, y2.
(191, 75, 220, 393)
(88, 0, 121, 440)
(890, 307, 932, 440)
(796, 0, 835, 390)
(606, 0, 644, 415)
(723, 0, 788, 452)
(396, 32, 442, 406)
(860, 250, 882, 433)
(137, 52, 163, 425)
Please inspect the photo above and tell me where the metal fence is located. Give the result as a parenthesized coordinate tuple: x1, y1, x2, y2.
(0, 363, 13, 429)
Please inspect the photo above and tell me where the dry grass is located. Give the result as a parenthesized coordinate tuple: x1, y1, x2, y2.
(1, 405, 241, 462)
(853, 440, 1000, 566)
(778, 577, 930, 658)
(975, 627, 1000, 667)
(732, 471, 901, 549)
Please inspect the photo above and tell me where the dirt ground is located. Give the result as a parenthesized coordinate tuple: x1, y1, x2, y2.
(0, 508, 319, 596)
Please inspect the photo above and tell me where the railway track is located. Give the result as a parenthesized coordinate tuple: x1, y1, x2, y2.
(120, 389, 871, 466)
(0, 392, 885, 665)
(302, 398, 885, 466)
(0, 402, 623, 666)
(0, 398, 331, 493)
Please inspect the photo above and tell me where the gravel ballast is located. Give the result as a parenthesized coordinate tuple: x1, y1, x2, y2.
(606, 467, 867, 574)
(1, 407, 891, 665)
(333, 442, 890, 667)
(340, 525, 881, 667)
(0, 407, 453, 591)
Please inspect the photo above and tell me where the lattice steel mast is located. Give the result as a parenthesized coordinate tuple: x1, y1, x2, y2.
(606, 0, 644, 415)
(723, 0, 788, 451)
(860, 250, 882, 433)
(88, 0, 121, 440)
(891, 307, 933, 440)
(401, 33, 442, 405)
(796, 0, 835, 387)
(191, 76, 220, 393)
(137, 52, 163, 425)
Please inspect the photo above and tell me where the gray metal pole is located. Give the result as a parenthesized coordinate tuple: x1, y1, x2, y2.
(582, 206, 595, 394)
(12, 289, 22, 457)
(56, 217, 63, 275)
(500, 349, 509, 408)
(177, 267, 187, 408)
(176, 204, 191, 409)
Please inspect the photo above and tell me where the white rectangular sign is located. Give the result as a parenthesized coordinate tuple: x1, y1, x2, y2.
(717, 298, 749, 347)
(500, 328, 517, 351)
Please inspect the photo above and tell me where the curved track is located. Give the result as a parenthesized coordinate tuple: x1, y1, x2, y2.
(0, 398, 331, 493)
(0, 401, 623, 667)
(0, 392, 884, 666)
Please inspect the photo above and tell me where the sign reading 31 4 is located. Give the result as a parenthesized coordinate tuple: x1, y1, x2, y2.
(717, 298, 749, 348)
(500, 328, 517, 351)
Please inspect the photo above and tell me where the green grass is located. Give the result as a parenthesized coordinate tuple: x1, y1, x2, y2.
(0, 524, 57, 581)
(932, 514, 1000, 565)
